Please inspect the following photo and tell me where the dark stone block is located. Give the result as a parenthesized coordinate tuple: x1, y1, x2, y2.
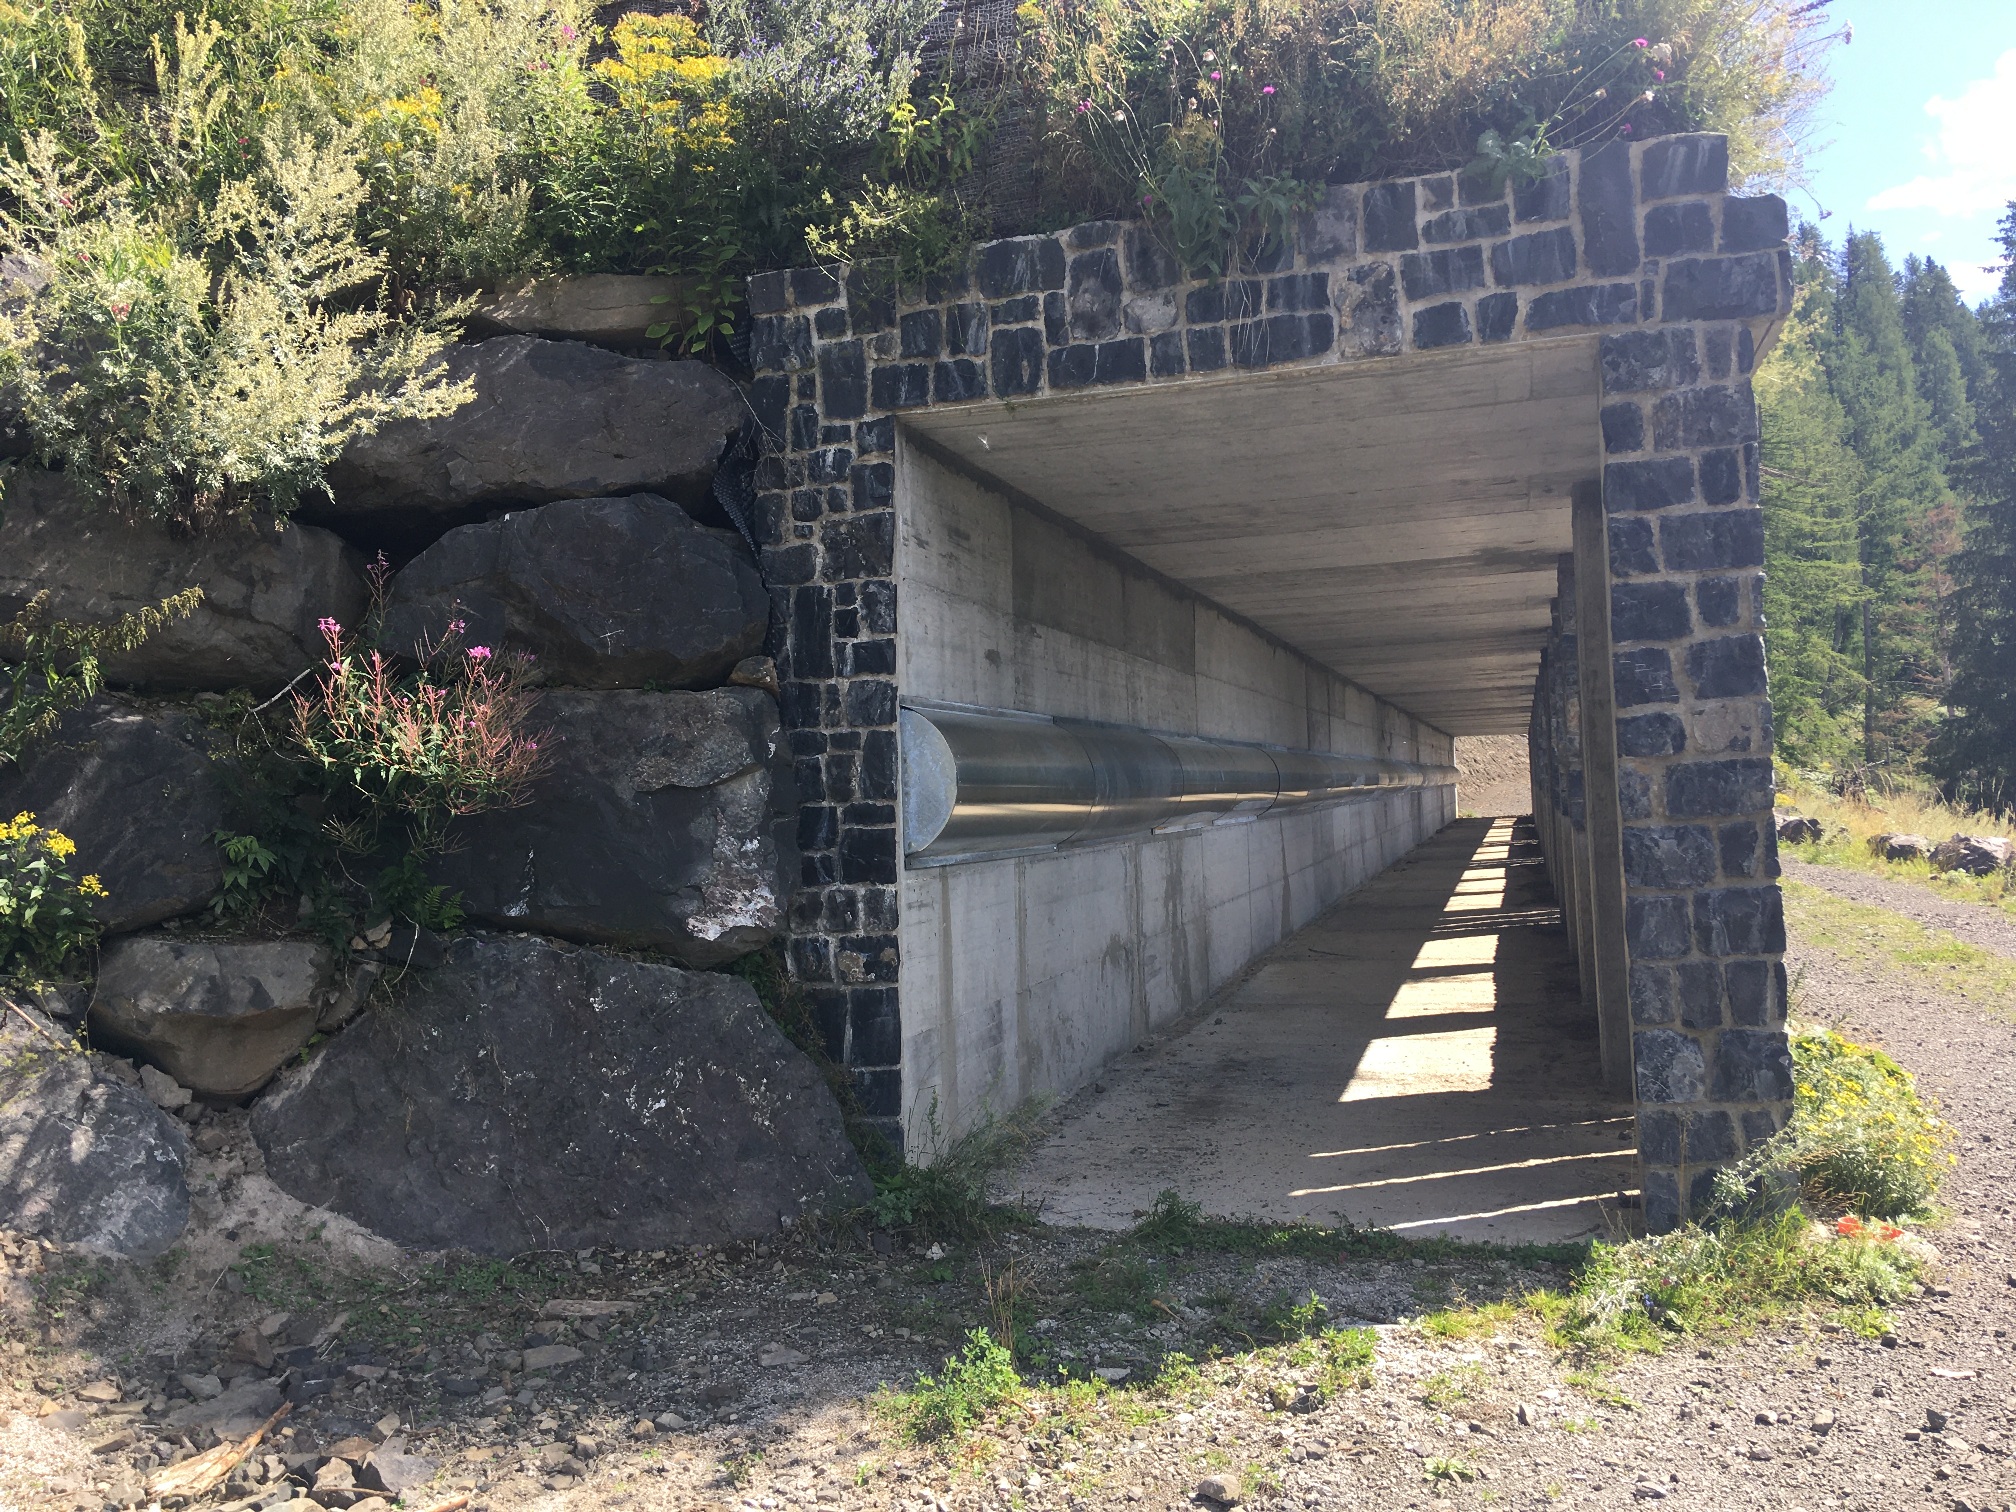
(990, 326, 1045, 396)
(1652, 385, 1759, 450)
(1579, 140, 1640, 277)
(1526, 281, 1639, 329)
(860, 728, 897, 800)
(844, 679, 897, 731)
(1231, 313, 1333, 367)
(790, 934, 833, 982)
(788, 404, 820, 451)
(839, 826, 898, 885)
(814, 306, 848, 339)
(1609, 516, 1659, 576)
(1477, 291, 1519, 342)
(1296, 185, 1359, 263)
(790, 266, 842, 306)
(819, 421, 852, 446)
(1363, 181, 1419, 251)
(800, 850, 835, 886)
(1665, 756, 1773, 817)
(1344, 263, 1402, 355)
(1631, 963, 1675, 1025)
(859, 579, 896, 635)
(1694, 884, 1786, 957)
(857, 416, 894, 454)
(817, 341, 867, 419)
(899, 308, 942, 359)
(749, 374, 790, 441)
(797, 372, 817, 398)
(1687, 1109, 1739, 1162)
(1719, 819, 1760, 879)
(1239, 234, 1293, 274)
(1641, 135, 1729, 199)
(1400, 245, 1485, 300)
(1047, 344, 1097, 389)
(1662, 253, 1782, 321)
(1601, 401, 1645, 453)
(761, 542, 817, 586)
(1188, 327, 1228, 372)
(1125, 226, 1181, 289)
(1738, 325, 1756, 374)
(1686, 633, 1768, 697)
(1423, 204, 1510, 243)
(748, 270, 789, 315)
(1643, 201, 1714, 257)
(853, 1069, 900, 1117)
(1072, 248, 1120, 334)
(1093, 337, 1148, 384)
(848, 986, 901, 1062)
(820, 512, 894, 580)
(1741, 1105, 1781, 1146)
(1489, 226, 1577, 285)
(1673, 961, 1724, 1030)
(932, 358, 987, 403)
(1710, 1026, 1793, 1102)
(1724, 959, 1773, 1026)
(1696, 576, 1741, 627)
(1618, 712, 1687, 756)
(1150, 330, 1186, 377)
(1421, 175, 1455, 211)
(1186, 280, 1263, 324)
(1627, 894, 1693, 959)
(1612, 580, 1691, 642)
(1698, 446, 1743, 505)
(868, 362, 929, 411)
(1637, 1106, 1681, 1162)
(1513, 156, 1572, 222)
(1634, 1027, 1707, 1102)
(862, 884, 899, 931)
(1623, 825, 1718, 890)
(847, 639, 895, 676)
(1459, 169, 1505, 207)
(1043, 291, 1068, 345)
(922, 265, 972, 303)
(975, 235, 1066, 298)
(1605, 456, 1696, 511)
(1641, 1168, 1682, 1234)
(750, 314, 813, 372)
(1614, 646, 1680, 705)
(805, 446, 851, 485)
(845, 262, 897, 333)
(1267, 272, 1330, 311)
(1412, 301, 1472, 349)
(946, 302, 988, 357)
(1601, 329, 1700, 393)
(991, 294, 1040, 324)
(798, 803, 838, 852)
(1704, 326, 1733, 379)
(1661, 510, 1765, 572)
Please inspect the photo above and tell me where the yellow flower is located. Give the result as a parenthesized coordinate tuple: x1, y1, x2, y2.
(79, 875, 107, 897)
(42, 829, 76, 858)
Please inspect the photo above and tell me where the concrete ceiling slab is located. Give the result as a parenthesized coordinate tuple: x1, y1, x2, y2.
(900, 338, 1604, 736)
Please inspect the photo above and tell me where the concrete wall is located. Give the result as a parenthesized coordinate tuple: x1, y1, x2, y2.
(895, 442, 1455, 1144)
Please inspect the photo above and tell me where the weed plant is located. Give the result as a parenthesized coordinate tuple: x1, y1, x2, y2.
(0, 811, 104, 976)
(866, 1103, 1045, 1242)
(0, 587, 201, 765)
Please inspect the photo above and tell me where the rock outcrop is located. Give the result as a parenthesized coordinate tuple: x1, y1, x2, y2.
(317, 337, 741, 540)
(1867, 833, 1933, 862)
(0, 466, 368, 692)
(0, 697, 225, 931)
(0, 1007, 191, 1260)
(89, 937, 337, 1098)
(1773, 814, 1821, 845)
(430, 688, 794, 965)
(1930, 834, 2014, 875)
(377, 494, 766, 688)
(250, 934, 872, 1253)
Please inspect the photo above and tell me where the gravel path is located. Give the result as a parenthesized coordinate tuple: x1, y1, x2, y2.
(1783, 858, 2016, 960)
(5, 877, 2016, 1512)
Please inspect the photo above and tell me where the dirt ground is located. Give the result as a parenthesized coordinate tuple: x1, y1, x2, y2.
(3, 857, 2013, 1512)
(1453, 738, 1531, 819)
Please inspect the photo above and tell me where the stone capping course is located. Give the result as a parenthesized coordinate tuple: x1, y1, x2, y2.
(748, 131, 1795, 1207)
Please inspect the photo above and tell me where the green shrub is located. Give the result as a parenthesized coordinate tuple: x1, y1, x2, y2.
(882, 1326, 1023, 1441)
(0, 585, 202, 765)
(1784, 1025, 1952, 1220)
(866, 1101, 1043, 1241)
(0, 810, 103, 976)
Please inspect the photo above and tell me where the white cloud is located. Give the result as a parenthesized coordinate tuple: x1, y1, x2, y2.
(1867, 49, 2016, 218)
(1949, 259, 2005, 305)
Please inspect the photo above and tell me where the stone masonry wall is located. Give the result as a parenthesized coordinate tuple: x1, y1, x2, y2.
(748, 132, 1795, 1204)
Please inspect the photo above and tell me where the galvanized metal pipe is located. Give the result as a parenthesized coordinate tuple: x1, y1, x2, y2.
(901, 704, 1457, 865)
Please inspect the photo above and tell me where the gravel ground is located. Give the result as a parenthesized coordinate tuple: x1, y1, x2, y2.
(1783, 858, 2016, 960)
(4, 857, 2014, 1512)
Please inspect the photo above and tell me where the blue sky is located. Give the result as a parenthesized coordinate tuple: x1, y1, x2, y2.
(1796, 0, 2016, 303)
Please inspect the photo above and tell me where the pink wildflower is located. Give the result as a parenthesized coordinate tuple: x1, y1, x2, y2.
(468, 646, 493, 661)
(1209, 69, 1222, 80)
(1632, 36, 1648, 46)
(319, 617, 342, 636)
(1076, 99, 1091, 113)
(559, 22, 576, 40)
(1262, 85, 1276, 95)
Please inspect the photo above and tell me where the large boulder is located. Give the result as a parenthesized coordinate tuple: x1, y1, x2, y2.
(0, 1007, 191, 1260)
(378, 494, 766, 688)
(1773, 814, 1822, 845)
(1931, 834, 2014, 876)
(89, 937, 338, 1098)
(1867, 832, 1933, 862)
(316, 337, 740, 541)
(0, 466, 368, 692)
(0, 697, 226, 931)
(250, 934, 873, 1252)
(430, 688, 794, 965)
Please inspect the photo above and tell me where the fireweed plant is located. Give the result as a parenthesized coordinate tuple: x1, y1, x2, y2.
(290, 613, 547, 921)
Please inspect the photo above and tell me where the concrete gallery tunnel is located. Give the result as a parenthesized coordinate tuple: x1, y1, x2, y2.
(749, 134, 1797, 1236)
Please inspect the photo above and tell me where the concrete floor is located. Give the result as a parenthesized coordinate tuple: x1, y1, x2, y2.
(1013, 817, 1639, 1243)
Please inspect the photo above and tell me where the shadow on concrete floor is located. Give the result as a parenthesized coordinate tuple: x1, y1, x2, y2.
(1013, 816, 1639, 1244)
